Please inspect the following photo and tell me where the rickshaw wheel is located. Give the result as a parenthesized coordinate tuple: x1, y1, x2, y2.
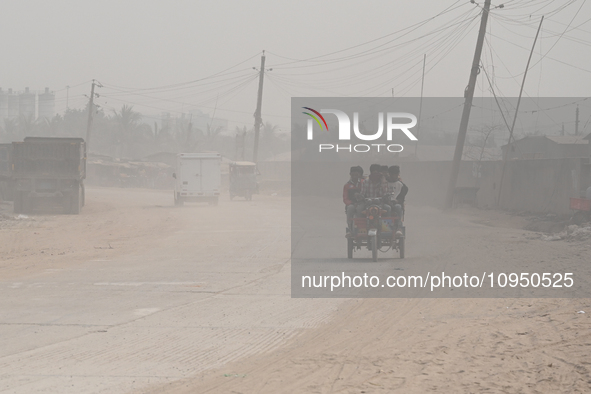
(398, 237, 405, 259)
(347, 238, 354, 259)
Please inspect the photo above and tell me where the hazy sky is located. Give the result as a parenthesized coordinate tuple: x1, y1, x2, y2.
(2, 0, 590, 132)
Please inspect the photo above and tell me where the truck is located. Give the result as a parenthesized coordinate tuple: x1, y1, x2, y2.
(173, 152, 221, 206)
(0, 143, 14, 201)
(12, 137, 86, 214)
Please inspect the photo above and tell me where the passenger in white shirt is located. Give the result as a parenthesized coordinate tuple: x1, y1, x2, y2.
(386, 165, 404, 236)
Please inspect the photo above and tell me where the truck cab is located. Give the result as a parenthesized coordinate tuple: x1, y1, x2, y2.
(173, 152, 221, 206)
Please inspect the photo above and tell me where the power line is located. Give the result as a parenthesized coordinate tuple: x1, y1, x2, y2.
(100, 52, 262, 93)
(266, 1, 468, 67)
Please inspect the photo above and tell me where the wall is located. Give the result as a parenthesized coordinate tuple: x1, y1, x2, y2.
(503, 138, 589, 160)
(476, 158, 585, 214)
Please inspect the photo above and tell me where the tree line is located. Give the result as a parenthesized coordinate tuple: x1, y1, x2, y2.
(0, 105, 289, 162)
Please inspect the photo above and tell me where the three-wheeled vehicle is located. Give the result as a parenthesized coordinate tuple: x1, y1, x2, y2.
(348, 197, 405, 261)
(229, 161, 259, 201)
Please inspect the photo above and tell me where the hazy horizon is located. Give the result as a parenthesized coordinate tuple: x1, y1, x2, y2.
(3, 0, 590, 133)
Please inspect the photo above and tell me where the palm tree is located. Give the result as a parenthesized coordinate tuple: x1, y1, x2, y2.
(194, 122, 224, 152)
(261, 122, 279, 159)
(234, 126, 249, 160)
(40, 114, 63, 137)
(18, 114, 37, 138)
(1, 118, 19, 142)
(112, 105, 141, 157)
(262, 122, 278, 140)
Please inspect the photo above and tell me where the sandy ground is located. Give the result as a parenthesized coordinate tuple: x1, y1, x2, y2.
(1, 188, 590, 393)
(159, 298, 591, 393)
(0, 189, 180, 280)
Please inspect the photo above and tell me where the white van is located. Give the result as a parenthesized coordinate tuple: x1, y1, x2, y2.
(173, 153, 221, 206)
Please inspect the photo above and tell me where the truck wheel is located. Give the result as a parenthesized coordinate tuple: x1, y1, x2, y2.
(175, 193, 184, 206)
(245, 189, 252, 201)
(70, 185, 81, 214)
(398, 237, 405, 259)
(81, 184, 85, 207)
(13, 192, 23, 214)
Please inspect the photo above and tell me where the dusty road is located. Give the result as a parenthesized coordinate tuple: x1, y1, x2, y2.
(1, 188, 590, 393)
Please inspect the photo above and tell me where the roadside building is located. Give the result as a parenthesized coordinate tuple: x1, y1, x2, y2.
(38, 88, 55, 120)
(501, 135, 590, 160)
(19, 87, 36, 119)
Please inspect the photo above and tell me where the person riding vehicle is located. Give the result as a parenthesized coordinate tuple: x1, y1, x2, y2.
(389, 165, 408, 206)
(346, 164, 406, 260)
(343, 166, 364, 235)
(385, 165, 405, 236)
(360, 164, 391, 216)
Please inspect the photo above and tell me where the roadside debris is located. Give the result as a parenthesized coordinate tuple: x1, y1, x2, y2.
(540, 224, 591, 241)
(223, 373, 246, 378)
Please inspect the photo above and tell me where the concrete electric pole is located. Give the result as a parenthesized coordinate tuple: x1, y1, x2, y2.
(575, 105, 580, 136)
(444, 0, 492, 209)
(252, 51, 267, 163)
(85, 80, 101, 151)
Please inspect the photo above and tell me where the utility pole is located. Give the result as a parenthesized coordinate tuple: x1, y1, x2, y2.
(66, 85, 70, 110)
(85, 80, 96, 150)
(414, 54, 426, 158)
(575, 105, 580, 136)
(235, 129, 246, 161)
(496, 16, 543, 207)
(252, 51, 266, 163)
(444, 0, 491, 209)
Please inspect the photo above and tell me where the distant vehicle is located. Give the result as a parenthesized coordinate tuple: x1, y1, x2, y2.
(173, 153, 221, 206)
(0, 143, 14, 201)
(11, 137, 86, 214)
(229, 161, 259, 201)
